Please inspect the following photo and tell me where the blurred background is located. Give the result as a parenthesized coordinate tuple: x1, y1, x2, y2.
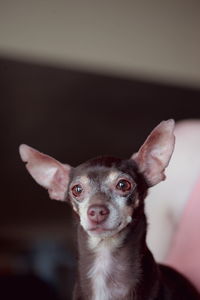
(0, 1, 200, 299)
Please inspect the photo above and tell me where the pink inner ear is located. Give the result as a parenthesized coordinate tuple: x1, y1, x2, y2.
(19, 144, 71, 201)
(132, 120, 175, 186)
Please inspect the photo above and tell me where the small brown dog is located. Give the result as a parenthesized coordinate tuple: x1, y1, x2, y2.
(19, 120, 200, 300)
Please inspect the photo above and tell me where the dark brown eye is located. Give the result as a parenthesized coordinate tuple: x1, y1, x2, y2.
(116, 179, 131, 192)
(72, 184, 83, 197)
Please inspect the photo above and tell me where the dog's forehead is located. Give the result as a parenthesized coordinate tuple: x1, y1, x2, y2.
(71, 166, 121, 184)
(70, 156, 138, 183)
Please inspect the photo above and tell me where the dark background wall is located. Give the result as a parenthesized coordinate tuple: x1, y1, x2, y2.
(1, 57, 200, 299)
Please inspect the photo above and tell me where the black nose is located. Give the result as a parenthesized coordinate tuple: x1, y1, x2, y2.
(87, 205, 110, 224)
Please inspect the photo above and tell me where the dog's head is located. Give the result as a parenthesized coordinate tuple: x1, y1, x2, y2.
(19, 120, 175, 239)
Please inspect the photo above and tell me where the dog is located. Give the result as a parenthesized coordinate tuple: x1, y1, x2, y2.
(19, 120, 200, 300)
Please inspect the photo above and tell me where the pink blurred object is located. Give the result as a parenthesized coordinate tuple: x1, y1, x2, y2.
(166, 175, 200, 292)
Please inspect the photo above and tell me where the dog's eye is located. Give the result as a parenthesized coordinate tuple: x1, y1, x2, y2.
(116, 179, 131, 192)
(72, 184, 83, 197)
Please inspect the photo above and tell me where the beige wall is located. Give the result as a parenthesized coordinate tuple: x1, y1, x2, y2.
(0, 0, 200, 87)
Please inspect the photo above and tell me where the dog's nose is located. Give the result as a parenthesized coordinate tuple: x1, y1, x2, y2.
(87, 205, 110, 224)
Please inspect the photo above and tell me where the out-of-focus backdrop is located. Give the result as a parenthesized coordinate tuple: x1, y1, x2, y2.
(0, 1, 200, 299)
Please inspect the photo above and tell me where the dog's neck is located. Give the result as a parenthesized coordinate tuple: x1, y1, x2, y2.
(76, 212, 159, 300)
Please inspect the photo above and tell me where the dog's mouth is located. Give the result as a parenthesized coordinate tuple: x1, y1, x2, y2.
(87, 222, 122, 235)
(89, 227, 110, 233)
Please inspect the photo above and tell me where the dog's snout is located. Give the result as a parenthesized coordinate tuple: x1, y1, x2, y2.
(87, 205, 110, 224)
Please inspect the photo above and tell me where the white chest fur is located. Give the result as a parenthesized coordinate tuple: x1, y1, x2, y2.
(87, 236, 129, 300)
(88, 245, 112, 300)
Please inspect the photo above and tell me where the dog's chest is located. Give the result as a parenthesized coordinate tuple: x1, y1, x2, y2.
(87, 240, 130, 300)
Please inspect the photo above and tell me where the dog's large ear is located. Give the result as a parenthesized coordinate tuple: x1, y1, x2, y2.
(132, 119, 175, 186)
(19, 144, 71, 200)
